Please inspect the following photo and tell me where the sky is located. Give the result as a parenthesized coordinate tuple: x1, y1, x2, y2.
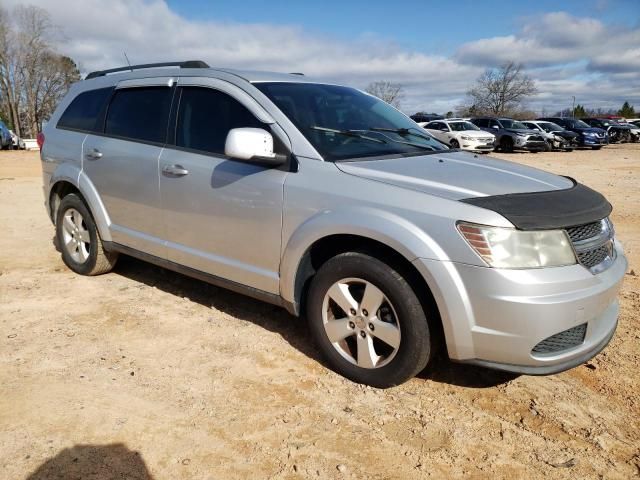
(5, 0, 639, 114)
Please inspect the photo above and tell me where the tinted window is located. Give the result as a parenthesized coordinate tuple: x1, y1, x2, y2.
(489, 119, 500, 128)
(57, 87, 113, 132)
(176, 87, 264, 155)
(472, 119, 487, 127)
(105, 87, 172, 143)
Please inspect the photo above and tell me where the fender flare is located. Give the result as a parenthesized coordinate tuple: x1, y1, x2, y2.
(279, 206, 449, 308)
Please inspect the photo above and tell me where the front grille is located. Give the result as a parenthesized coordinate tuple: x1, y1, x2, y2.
(529, 135, 544, 142)
(577, 245, 610, 268)
(566, 222, 602, 242)
(565, 219, 615, 272)
(479, 137, 493, 142)
(532, 323, 587, 355)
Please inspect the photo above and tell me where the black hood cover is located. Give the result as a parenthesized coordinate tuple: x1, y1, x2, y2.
(461, 177, 612, 230)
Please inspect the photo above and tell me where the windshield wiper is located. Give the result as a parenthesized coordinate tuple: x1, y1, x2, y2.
(369, 126, 434, 143)
(310, 126, 386, 144)
(368, 127, 438, 151)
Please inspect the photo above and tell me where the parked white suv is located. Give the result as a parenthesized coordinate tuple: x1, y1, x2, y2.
(422, 119, 495, 153)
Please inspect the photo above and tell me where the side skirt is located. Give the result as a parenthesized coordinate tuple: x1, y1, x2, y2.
(104, 241, 296, 314)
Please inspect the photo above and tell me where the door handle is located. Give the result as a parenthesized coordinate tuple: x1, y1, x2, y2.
(162, 164, 189, 176)
(85, 148, 102, 160)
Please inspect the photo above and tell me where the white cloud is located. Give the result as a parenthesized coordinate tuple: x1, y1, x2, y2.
(4, 1, 639, 114)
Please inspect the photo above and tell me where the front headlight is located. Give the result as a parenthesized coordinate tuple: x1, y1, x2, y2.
(585, 132, 596, 137)
(460, 135, 473, 141)
(457, 223, 576, 268)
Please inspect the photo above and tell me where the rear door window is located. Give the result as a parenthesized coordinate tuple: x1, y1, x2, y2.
(57, 87, 113, 133)
(105, 87, 173, 144)
(175, 87, 264, 155)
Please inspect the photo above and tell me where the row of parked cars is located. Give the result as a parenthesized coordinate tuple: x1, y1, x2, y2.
(413, 114, 640, 154)
(0, 119, 26, 150)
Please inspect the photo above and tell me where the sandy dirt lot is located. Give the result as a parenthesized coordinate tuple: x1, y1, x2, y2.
(1, 145, 638, 479)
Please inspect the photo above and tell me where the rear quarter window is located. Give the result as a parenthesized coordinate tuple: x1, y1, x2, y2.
(57, 87, 113, 132)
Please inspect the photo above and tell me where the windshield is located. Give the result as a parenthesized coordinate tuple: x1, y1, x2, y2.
(570, 119, 591, 128)
(538, 122, 564, 132)
(254, 82, 448, 161)
(499, 119, 528, 130)
(449, 121, 480, 131)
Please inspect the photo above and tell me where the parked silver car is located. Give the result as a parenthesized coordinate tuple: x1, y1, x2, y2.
(40, 61, 627, 387)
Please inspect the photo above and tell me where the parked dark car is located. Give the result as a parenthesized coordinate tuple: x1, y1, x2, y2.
(410, 112, 444, 123)
(537, 117, 607, 150)
(582, 118, 633, 143)
(470, 117, 547, 152)
(0, 120, 13, 150)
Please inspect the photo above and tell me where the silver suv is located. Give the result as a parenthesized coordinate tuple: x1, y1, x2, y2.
(40, 61, 627, 387)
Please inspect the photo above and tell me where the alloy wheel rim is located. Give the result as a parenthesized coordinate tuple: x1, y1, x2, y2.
(61, 208, 90, 264)
(321, 277, 401, 369)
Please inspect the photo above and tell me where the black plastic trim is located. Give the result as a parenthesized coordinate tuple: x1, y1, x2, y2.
(461, 177, 612, 230)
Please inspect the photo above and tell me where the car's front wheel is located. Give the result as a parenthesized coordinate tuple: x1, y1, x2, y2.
(56, 194, 118, 275)
(307, 252, 433, 388)
(449, 139, 460, 149)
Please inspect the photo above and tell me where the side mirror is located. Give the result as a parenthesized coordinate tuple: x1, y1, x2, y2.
(492, 125, 499, 129)
(224, 128, 287, 166)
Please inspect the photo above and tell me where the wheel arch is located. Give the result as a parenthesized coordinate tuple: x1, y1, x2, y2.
(48, 168, 112, 241)
(286, 233, 445, 350)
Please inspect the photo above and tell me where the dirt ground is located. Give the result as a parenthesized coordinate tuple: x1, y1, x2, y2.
(1, 145, 638, 479)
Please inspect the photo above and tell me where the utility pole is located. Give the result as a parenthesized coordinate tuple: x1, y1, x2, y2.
(572, 96, 576, 118)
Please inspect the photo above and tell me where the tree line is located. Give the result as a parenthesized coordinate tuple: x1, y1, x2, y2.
(366, 61, 635, 120)
(0, 5, 80, 138)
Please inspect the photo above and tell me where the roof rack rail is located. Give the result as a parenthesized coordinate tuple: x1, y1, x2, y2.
(289, 72, 304, 76)
(85, 60, 210, 80)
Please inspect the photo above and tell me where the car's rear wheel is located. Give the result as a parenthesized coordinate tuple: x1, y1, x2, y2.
(500, 136, 514, 153)
(592, 146, 602, 150)
(450, 139, 460, 149)
(306, 252, 433, 388)
(56, 194, 118, 275)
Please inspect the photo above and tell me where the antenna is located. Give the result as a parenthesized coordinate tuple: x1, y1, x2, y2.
(123, 52, 132, 72)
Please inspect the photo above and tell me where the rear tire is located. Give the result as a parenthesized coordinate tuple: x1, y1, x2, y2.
(56, 194, 118, 275)
(306, 252, 433, 388)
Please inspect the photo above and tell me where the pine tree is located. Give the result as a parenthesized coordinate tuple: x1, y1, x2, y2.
(618, 102, 636, 118)
(573, 104, 587, 118)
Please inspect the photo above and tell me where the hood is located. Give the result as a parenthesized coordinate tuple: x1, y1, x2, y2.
(335, 151, 574, 201)
(554, 130, 578, 139)
(505, 128, 541, 136)
(456, 130, 494, 138)
(574, 127, 606, 135)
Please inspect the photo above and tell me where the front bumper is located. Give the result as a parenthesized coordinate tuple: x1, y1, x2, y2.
(413, 242, 627, 374)
(515, 138, 546, 151)
(460, 139, 495, 152)
(580, 135, 607, 146)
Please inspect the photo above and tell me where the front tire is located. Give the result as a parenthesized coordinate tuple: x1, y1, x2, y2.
(500, 136, 514, 153)
(449, 139, 460, 149)
(56, 194, 118, 275)
(306, 252, 433, 388)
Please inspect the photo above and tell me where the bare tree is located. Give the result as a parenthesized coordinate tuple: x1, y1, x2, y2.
(467, 61, 537, 116)
(0, 5, 79, 137)
(365, 81, 404, 108)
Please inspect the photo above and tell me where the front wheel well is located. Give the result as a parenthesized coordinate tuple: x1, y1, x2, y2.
(49, 181, 81, 223)
(293, 234, 444, 347)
